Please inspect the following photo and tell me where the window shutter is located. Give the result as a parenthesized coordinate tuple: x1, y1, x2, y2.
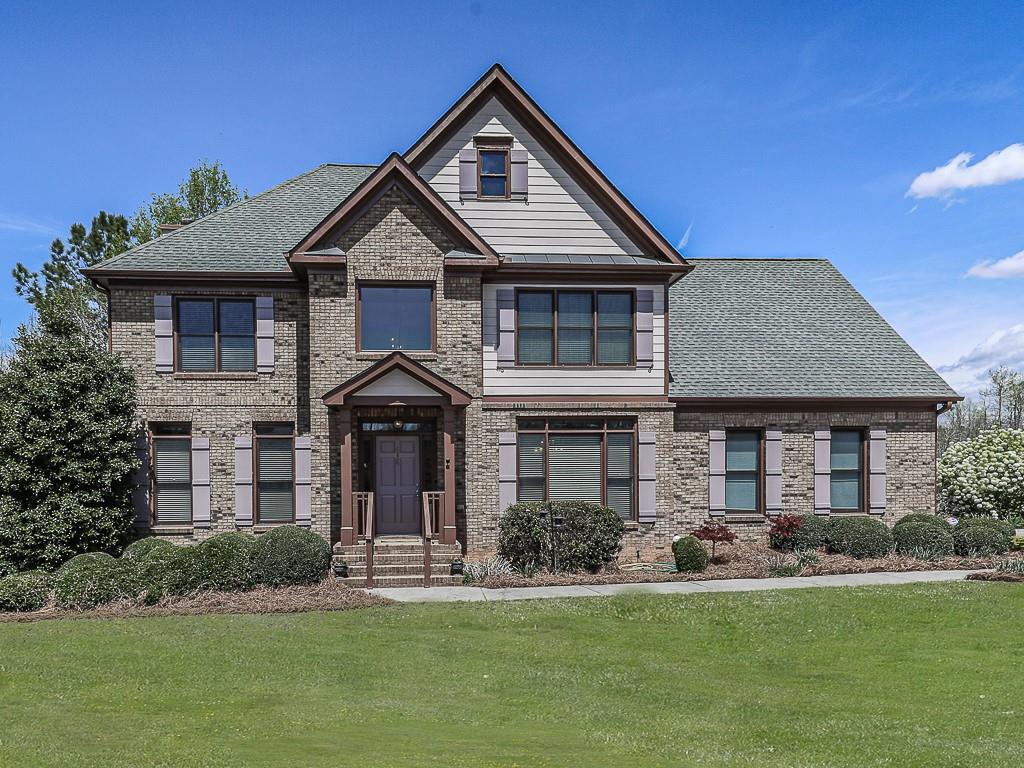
(498, 432, 517, 512)
(510, 149, 528, 200)
(191, 437, 211, 528)
(154, 295, 173, 373)
(459, 148, 477, 200)
(635, 289, 654, 368)
(295, 436, 312, 526)
(708, 430, 726, 517)
(134, 430, 151, 528)
(814, 429, 831, 515)
(869, 429, 886, 515)
(496, 289, 515, 368)
(256, 296, 274, 374)
(638, 431, 657, 523)
(765, 429, 783, 515)
(234, 436, 253, 527)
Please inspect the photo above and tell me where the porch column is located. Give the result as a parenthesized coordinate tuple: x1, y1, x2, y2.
(442, 405, 457, 545)
(339, 408, 355, 546)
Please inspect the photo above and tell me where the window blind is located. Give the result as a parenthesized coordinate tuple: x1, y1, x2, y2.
(606, 432, 634, 521)
(219, 300, 255, 371)
(153, 438, 192, 523)
(557, 292, 593, 365)
(597, 292, 632, 364)
(547, 434, 602, 503)
(516, 433, 545, 502)
(830, 431, 862, 510)
(257, 437, 294, 523)
(725, 431, 758, 511)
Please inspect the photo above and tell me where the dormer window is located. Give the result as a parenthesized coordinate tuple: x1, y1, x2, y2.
(478, 147, 510, 199)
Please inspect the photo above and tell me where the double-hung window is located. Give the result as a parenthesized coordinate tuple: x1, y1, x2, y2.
(255, 424, 295, 524)
(515, 289, 634, 367)
(830, 430, 864, 513)
(176, 298, 256, 372)
(725, 431, 760, 515)
(516, 419, 636, 521)
(478, 147, 510, 198)
(151, 423, 192, 525)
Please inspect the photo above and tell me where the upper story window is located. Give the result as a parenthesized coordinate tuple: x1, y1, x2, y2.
(176, 298, 255, 372)
(516, 289, 634, 367)
(255, 423, 295, 524)
(478, 147, 510, 199)
(830, 430, 864, 513)
(358, 284, 434, 352)
(151, 423, 192, 525)
(725, 430, 761, 514)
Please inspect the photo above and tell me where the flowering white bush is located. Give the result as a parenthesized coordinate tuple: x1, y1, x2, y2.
(938, 428, 1024, 519)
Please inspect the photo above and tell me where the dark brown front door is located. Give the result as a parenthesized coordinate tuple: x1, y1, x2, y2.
(375, 435, 420, 535)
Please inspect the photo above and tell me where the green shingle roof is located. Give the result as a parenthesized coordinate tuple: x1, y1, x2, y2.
(90, 164, 376, 273)
(668, 259, 959, 400)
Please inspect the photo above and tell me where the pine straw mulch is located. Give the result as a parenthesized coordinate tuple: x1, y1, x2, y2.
(0, 579, 391, 624)
(966, 570, 1024, 583)
(470, 543, 1022, 589)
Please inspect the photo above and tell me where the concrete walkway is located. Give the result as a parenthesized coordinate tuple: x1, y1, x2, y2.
(368, 569, 984, 603)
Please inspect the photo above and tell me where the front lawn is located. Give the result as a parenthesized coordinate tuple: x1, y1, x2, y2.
(1, 583, 1021, 767)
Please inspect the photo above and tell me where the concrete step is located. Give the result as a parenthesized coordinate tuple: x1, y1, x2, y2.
(344, 563, 461, 578)
(337, 574, 464, 588)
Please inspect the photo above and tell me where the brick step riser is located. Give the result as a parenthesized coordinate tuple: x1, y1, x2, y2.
(333, 554, 461, 566)
(334, 544, 462, 556)
(338, 575, 464, 588)
(343, 564, 461, 577)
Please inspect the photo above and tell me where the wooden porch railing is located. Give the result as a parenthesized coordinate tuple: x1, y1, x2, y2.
(421, 491, 444, 588)
(353, 491, 374, 587)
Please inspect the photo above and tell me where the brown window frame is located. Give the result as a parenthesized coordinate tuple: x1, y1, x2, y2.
(515, 417, 638, 522)
(149, 423, 192, 526)
(355, 281, 437, 353)
(173, 296, 256, 373)
(830, 428, 868, 515)
(514, 288, 636, 368)
(253, 423, 296, 525)
(723, 429, 765, 519)
(477, 145, 511, 200)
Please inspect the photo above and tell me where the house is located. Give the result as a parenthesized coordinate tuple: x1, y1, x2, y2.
(85, 65, 960, 585)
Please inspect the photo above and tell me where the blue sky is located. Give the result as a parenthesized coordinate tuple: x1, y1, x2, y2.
(2, 0, 1022, 393)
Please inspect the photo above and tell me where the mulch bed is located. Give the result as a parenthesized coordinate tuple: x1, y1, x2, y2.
(966, 571, 1024, 583)
(470, 544, 1023, 589)
(0, 579, 391, 624)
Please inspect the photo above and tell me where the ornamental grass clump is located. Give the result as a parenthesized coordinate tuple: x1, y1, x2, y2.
(0, 570, 51, 612)
(825, 516, 893, 559)
(673, 535, 709, 573)
(893, 521, 954, 559)
(938, 428, 1024, 519)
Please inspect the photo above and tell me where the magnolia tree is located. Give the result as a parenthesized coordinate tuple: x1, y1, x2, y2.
(937, 428, 1024, 520)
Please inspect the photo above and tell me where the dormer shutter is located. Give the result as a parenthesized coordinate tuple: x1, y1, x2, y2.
(459, 149, 477, 200)
(510, 149, 528, 200)
(496, 289, 516, 368)
(636, 290, 655, 368)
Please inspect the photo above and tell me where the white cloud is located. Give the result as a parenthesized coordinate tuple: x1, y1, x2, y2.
(906, 143, 1024, 199)
(0, 213, 57, 235)
(676, 220, 694, 250)
(967, 249, 1024, 279)
(937, 324, 1024, 394)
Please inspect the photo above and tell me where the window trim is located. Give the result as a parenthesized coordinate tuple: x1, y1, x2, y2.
(173, 296, 256, 373)
(515, 417, 638, 521)
(514, 288, 637, 368)
(149, 423, 193, 526)
(829, 428, 868, 515)
(476, 145, 511, 200)
(253, 423, 297, 525)
(355, 281, 437, 353)
(723, 428, 765, 518)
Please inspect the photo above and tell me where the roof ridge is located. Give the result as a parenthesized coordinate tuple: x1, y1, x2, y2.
(92, 164, 345, 270)
(687, 257, 831, 263)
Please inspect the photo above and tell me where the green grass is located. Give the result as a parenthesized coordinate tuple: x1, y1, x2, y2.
(1, 583, 1022, 767)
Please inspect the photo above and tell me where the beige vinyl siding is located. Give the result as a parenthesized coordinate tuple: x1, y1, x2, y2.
(418, 96, 643, 256)
(482, 282, 666, 397)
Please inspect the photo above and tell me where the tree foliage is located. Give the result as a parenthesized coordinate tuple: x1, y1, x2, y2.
(940, 367, 1024, 454)
(0, 309, 138, 572)
(938, 428, 1024, 520)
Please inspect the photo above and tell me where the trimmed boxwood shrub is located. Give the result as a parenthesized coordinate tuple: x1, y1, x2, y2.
(163, 533, 258, 595)
(497, 501, 625, 573)
(250, 526, 331, 587)
(893, 521, 954, 558)
(953, 525, 1008, 557)
(825, 517, 893, 559)
(0, 570, 51, 612)
(673, 535, 709, 572)
(769, 514, 830, 551)
(894, 513, 951, 532)
(53, 556, 140, 609)
(958, 517, 1014, 548)
(57, 551, 114, 574)
(122, 537, 175, 561)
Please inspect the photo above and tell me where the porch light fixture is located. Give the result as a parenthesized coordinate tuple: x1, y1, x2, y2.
(392, 420, 405, 430)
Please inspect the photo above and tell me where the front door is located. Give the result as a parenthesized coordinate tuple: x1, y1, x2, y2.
(375, 436, 421, 535)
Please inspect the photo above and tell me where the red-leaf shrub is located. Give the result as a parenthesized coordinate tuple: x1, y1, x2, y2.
(691, 521, 737, 560)
(768, 514, 803, 550)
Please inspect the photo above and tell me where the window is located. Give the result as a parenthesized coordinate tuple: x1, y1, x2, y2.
(478, 147, 509, 198)
(725, 431, 760, 514)
(516, 418, 636, 521)
(151, 423, 192, 524)
(358, 285, 434, 351)
(516, 289, 634, 367)
(175, 298, 255, 372)
(830, 430, 864, 512)
(255, 424, 294, 524)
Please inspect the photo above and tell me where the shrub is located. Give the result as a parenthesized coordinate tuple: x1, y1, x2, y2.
(497, 501, 625, 573)
(122, 537, 175, 560)
(250, 526, 331, 587)
(894, 513, 951, 532)
(769, 564, 801, 578)
(0, 570, 51, 612)
(57, 551, 114, 574)
(825, 517, 893, 559)
(53, 556, 141, 609)
(938, 428, 1024, 519)
(163, 533, 257, 595)
(1013, 537, 1024, 552)
(769, 514, 830, 551)
(673, 535, 709, 572)
(893, 522, 954, 558)
(957, 516, 1014, 547)
(691, 521, 737, 560)
(953, 525, 1009, 557)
